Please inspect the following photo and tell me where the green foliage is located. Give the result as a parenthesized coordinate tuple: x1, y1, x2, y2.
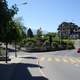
(37, 27, 42, 38)
(0, 0, 19, 43)
(46, 32, 57, 38)
(27, 28, 34, 38)
(57, 22, 79, 39)
(61, 40, 74, 49)
(25, 38, 36, 43)
(52, 42, 58, 47)
(23, 34, 74, 52)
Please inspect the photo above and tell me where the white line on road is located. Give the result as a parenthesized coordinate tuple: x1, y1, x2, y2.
(39, 57, 45, 61)
(62, 58, 68, 63)
(48, 58, 52, 62)
(54, 58, 60, 62)
(75, 58, 80, 63)
(69, 58, 76, 64)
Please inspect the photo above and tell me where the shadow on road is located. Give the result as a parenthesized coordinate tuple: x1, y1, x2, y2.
(7, 48, 16, 52)
(11, 63, 48, 80)
(20, 56, 38, 59)
(0, 63, 48, 80)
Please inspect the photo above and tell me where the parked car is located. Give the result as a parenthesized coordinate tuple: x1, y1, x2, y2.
(77, 48, 80, 53)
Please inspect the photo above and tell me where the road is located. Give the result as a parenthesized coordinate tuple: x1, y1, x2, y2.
(37, 50, 80, 80)
(8, 49, 80, 80)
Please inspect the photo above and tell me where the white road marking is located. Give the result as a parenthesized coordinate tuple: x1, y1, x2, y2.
(69, 58, 76, 64)
(75, 58, 80, 63)
(40, 57, 45, 61)
(62, 58, 68, 63)
(54, 58, 60, 62)
(48, 58, 52, 62)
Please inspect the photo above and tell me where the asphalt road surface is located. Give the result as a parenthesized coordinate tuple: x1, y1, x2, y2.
(38, 51, 80, 80)
(7, 49, 80, 80)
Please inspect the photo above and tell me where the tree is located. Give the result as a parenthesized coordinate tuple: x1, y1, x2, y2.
(27, 28, 34, 38)
(46, 32, 56, 38)
(13, 17, 27, 40)
(0, 1, 18, 41)
(57, 22, 78, 39)
(37, 27, 42, 38)
(0, 0, 18, 63)
(9, 18, 27, 57)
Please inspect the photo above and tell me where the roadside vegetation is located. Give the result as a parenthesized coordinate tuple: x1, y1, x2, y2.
(20, 27, 75, 52)
(0, 0, 26, 62)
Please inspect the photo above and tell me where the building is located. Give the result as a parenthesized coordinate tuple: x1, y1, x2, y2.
(57, 22, 80, 39)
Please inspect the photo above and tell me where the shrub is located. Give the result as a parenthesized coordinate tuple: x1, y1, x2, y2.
(66, 42, 74, 49)
(25, 41, 35, 48)
(52, 42, 58, 48)
(61, 40, 74, 49)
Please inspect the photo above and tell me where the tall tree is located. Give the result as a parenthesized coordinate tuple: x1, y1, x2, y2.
(37, 27, 42, 38)
(0, 0, 18, 63)
(27, 28, 34, 38)
(10, 18, 27, 57)
(13, 17, 27, 40)
(57, 22, 78, 39)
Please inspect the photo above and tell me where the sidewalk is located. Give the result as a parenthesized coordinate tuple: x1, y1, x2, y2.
(0, 56, 22, 80)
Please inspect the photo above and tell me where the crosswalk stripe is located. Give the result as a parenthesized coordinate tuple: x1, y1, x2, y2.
(75, 58, 80, 63)
(40, 57, 45, 61)
(69, 58, 76, 64)
(62, 58, 68, 63)
(54, 58, 60, 62)
(48, 58, 52, 62)
(39, 56, 80, 64)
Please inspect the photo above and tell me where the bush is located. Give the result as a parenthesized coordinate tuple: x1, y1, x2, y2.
(43, 41, 50, 49)
(22, 37, 75, 52)
(52, 40, 74, 50)
(25, 42, 35, 48)
(52, 42, 58, 48)
(53, 39, 60, 44)
(66, 42, 74, 49)
(61, 40, 74, 49)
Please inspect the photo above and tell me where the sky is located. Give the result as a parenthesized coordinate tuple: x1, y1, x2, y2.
(7, 0, 80, 32)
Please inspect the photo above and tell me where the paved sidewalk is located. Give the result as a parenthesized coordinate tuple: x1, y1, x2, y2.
(0, 57, 22, 64)
(9, 56, 22, 63)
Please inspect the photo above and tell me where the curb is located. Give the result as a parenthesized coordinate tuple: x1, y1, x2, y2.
(37, 57, 47, 78)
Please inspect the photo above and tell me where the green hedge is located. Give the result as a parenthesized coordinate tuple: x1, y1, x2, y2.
(21, 38, 75, 52)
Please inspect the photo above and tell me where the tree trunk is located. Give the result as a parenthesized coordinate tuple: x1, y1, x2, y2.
(5, 42, 8, 63)
(15, 42, 17, 57)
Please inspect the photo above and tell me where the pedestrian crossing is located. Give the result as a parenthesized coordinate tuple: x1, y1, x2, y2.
(39, 56, 80, 64)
